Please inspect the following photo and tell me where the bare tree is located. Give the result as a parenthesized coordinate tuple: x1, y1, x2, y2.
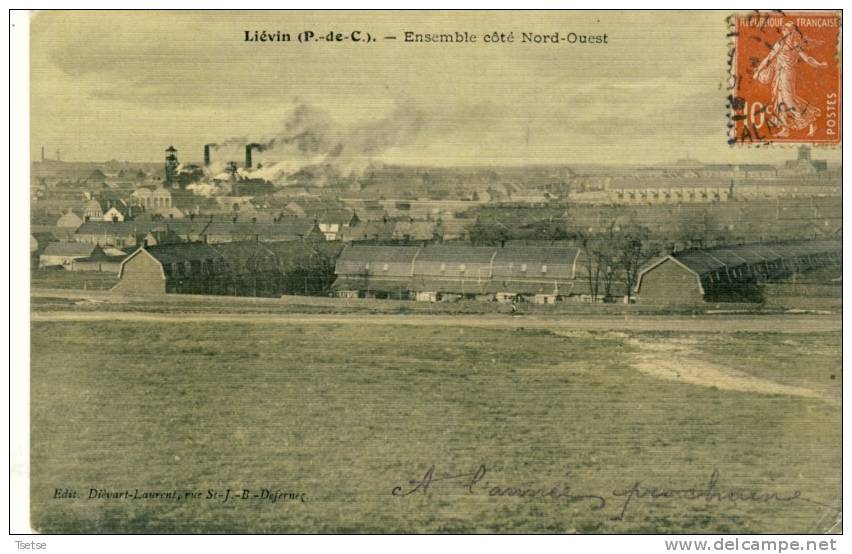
(578, 207, 658, 303)
(578, 205, 624, 302)
(615, 225, 659, 302)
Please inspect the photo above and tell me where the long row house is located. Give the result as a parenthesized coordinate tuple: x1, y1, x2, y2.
(332, 240, 841, 304)
(74, 218, 323, 249)
(113, 241, 342, 297)
(331, 244, 607, 303)
(636, 240, 841, 304)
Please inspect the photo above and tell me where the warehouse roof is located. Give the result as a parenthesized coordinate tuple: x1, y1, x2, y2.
(338, 245, 422, 264)
(492, 246, 580, 279)
(336, 245, 421, 277)
(670, 240, 841, 277)
(415, 245, 498, 264)
(211, 241, 276, 273)
(140, 242, 224, 265)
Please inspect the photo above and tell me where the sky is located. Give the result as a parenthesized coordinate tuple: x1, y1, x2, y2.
(29, 10, 841, 166)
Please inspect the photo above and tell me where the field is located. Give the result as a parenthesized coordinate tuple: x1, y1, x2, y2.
(30, 309, 841, 533)
(30, 269, 119, 291)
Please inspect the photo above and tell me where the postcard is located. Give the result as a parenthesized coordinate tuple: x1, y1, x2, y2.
(21, 9, 842, 534)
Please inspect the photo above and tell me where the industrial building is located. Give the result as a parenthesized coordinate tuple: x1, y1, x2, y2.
(112, 240, 338, 297)
(635, 240, 841, 304)
(332, 244, 592, 303)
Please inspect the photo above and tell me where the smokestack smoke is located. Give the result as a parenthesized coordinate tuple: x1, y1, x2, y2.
(214, 100, 426, 182)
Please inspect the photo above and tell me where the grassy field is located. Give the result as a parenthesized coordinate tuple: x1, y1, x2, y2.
(30, 269, 118, 291)
(30, 319, 840, 533)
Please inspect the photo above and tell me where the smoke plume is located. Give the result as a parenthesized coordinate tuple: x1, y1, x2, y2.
(220, 100, 426, 182)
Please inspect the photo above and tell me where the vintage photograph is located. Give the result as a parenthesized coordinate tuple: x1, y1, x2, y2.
(23, 9, 841, 534)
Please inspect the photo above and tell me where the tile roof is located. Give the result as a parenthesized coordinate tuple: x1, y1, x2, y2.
(42, 242, 99, 257)
(76, 221, 148, 236)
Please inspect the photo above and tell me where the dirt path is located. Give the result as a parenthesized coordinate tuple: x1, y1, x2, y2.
(31, 310, 841, 334)
(625, 336, 832, 401)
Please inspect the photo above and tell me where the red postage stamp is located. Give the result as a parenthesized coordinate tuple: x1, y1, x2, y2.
(729, 11, 841, 146)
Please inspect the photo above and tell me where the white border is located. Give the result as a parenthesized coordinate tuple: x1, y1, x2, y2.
(8, 3, 849, 552)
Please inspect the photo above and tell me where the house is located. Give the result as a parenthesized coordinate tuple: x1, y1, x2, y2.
(142, 227, 184, 246)
(69, 253, 125, 273)
(151, 206, 185, 219)
(392, 220, 439, 241)
(200, 219, 323, 243)
(635, 240, 842, 304)
(284, 198, 328, 218)
(284, 200, 358, 240)
(96, 190, 130, 211)
(73, 218, 321, 247)
(32, 224, 76, 242)
(314, 209, 359, 241)
(340, 220, 395, 242)
(75, 221, 149, 248)
(83, 199, 104, 220)
(39, 242, 107, 269)
(131, 186, 172, 210)
(350, 200, 387, 222)
(101, 202, 143, 222)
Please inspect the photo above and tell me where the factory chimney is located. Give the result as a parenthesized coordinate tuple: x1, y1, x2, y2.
(41, 146, 45, 162)
(204, 144, 212, 166)
(245, 144, 254, 169)
(245, 143, 264, 169)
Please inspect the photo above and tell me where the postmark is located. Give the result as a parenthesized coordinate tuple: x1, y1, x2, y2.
(728, 11, 841, 146)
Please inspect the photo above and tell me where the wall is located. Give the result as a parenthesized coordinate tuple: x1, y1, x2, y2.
(39, 254, 78, 268)
(637, 259, 705, 305)
(70, 260, 122, 274)
(112, 251, 166, 295)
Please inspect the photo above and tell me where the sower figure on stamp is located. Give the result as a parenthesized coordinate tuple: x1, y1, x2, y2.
(752, 21, 829, 137)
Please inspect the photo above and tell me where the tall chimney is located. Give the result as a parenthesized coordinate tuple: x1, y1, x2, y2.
(245, 144, 253, 169)
(41, 146, 45, 162)
(204, 144, 211, 166)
